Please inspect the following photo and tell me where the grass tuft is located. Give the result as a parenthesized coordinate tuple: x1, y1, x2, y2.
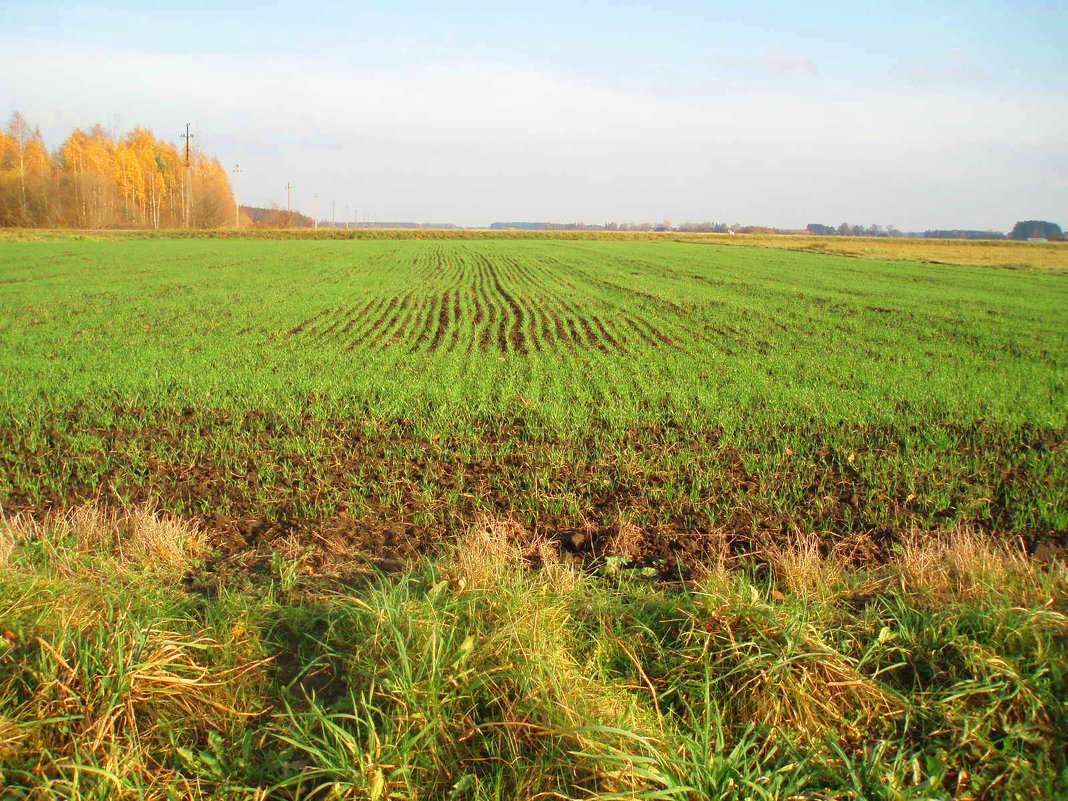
(765, 532, 847, 603)
(2, 505, 203, 581)
(697, 570, 901, 743)
(894, 526, 1051, 604)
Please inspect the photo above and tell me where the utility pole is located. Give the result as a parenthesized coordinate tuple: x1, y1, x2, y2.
(284, 183, 293, 227)
(353, 206, 357, 228)
(233, 164, 243, 228)
(331, 199, 336, 228)
(182, 123, 193, 166)
(313, 193, 319, 229)
(181, 123, 194, 227)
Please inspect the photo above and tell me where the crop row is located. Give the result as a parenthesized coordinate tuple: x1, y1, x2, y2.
(276, 246, 682, 354)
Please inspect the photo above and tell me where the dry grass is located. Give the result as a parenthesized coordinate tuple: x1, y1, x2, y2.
(698, 572, 902, 743)
(676, 233, 1068, 272)
(0, 523, 14, 568)
(446, 518, 663, 793)
(0, 508, 1064, 797)
(765, 533, 847, 602)
(762, 527, 1065, 608)
(6, 625, 267, 799)
(893, 527, 1057, 603)
(28, 626, 260, 752)
(452, 516, 577, 594)
(604, 519, 647, 562)
(1, 505, 203, 580)
(0, 506, 267, 798)
(739, 631, 900, 744)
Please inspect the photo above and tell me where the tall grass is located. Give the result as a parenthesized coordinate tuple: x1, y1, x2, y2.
(0, 509, 1065, 799)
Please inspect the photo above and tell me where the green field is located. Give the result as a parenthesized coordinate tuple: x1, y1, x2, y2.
(1, 235, 1067, 799)
(0, 236, 1065, 565)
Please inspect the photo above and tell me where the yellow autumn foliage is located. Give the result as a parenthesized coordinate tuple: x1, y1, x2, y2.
(0, 112, 234, 228)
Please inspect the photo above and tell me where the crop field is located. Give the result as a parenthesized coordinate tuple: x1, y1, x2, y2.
(1, 234, 1067, 799)
(1, 235, 1066, 569)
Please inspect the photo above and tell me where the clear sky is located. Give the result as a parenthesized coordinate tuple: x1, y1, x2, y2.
(2, 1, 1066, 229)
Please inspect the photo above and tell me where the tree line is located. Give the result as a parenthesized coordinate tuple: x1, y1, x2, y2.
(240, 205, 315, 228)
(806, 223, 905, 237)
(0, 112, 235, 228)
(809, 221, 1064, 240)
(1009, 220, 1064, 241)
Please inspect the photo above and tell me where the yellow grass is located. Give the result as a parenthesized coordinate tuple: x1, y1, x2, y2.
(0, 506, 266, 798)
(675, 232, 1068, 272)
(892, 527, 1055, 603)
(0, 524, 13, 568)
(1, 506, 203, 580)
(697, 570, 902, 743)
(452, 516, 575, 593)
(765, 533, 847, 602)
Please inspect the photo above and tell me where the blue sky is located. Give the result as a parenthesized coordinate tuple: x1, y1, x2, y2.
(2, 1, 1066, 228)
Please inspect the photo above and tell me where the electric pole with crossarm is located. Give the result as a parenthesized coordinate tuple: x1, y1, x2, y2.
(181, 123, 194, 227)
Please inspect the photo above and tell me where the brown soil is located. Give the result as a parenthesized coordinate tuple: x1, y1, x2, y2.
(1, 407, 1062, 580)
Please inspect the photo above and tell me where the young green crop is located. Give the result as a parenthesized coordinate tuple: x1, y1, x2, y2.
(0, 236, 1065, 563)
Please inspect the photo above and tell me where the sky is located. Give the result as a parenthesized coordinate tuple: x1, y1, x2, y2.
(1, 1, 1066, 230)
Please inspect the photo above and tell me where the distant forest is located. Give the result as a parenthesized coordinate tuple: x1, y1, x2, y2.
(807, 222, 1064, 241)
(1010, 220, 1064, 241)
(0, 112, 235, 228)
(240, 205, 315, 228)
(807, 223, 1008, 240)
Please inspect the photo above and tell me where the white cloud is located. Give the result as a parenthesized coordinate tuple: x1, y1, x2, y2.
(708, 50, 820, 76)
(891, 54, 992, 85)
(1, 38, 1065, 228)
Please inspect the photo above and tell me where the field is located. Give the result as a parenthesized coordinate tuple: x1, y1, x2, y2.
(1, 233, 1067, 798)
(6, 226, 1067, 272)
(1, 236, 1065, 564)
